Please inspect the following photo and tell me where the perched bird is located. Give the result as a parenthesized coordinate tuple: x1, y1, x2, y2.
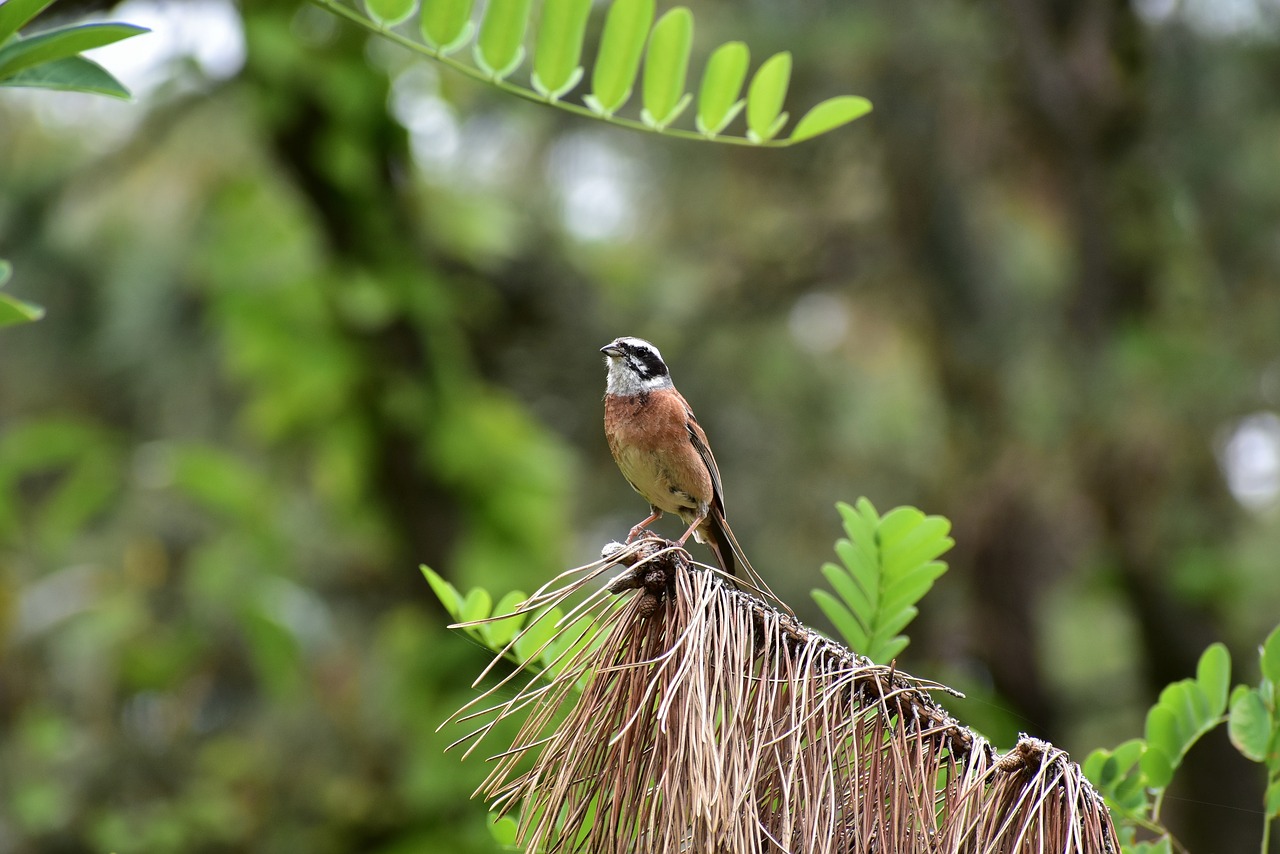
(600, 336, 740, 576)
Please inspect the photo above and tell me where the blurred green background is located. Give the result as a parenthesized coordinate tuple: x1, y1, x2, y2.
(2, 0, 1279, 851)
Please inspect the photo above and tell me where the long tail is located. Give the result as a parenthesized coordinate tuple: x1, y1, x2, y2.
(706, 511, 791, 614)
(705, 512, 736, 577)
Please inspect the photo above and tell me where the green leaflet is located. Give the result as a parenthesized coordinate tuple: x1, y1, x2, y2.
(420, 0, 474, 53)
(488, 814, 518, 846)
(364, 0, 418, 27)
(0, 259, 44, 328)
(460, 586, 493, 625)
(640, 7, 692, 129)
(421, 565, 462, 617)
(1228, 685, 1272, 763)
(745, 51, 790, 143)
(532, 0, 591, 99)
(0, 22, 148, 80)
(0, 54, 130, 98)
(481, 590, 529, 648)
(584, 0, 653, 117)
(474, 0, 532, 79)
(1082, 739, 1148, 819)
(513, 606, 564, 663)
(1263, 622, 1280, 684)
(695, 41, 748, 136)
(0, 0, 57, 46)
(790, 96, 873, 142)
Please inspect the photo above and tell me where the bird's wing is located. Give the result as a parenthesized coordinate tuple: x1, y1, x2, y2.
(684, 407, 725, 516)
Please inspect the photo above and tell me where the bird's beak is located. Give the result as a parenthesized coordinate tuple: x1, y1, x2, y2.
(600, 342, 623, 357)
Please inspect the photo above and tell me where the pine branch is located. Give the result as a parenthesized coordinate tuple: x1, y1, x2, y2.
(441, 537, 1118, 853)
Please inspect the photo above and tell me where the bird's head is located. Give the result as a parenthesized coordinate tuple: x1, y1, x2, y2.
(601, 337, 673, 395)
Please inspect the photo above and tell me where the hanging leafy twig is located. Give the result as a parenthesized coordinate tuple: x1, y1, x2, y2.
(312, 0, 872, 146)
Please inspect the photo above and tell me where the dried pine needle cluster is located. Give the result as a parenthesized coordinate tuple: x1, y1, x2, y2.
(443, 538, 1117, 853)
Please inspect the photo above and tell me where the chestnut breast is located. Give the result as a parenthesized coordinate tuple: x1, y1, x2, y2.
(604, 388, 713, 517)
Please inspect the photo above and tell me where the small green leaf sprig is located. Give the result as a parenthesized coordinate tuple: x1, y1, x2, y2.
(1085, 628, 1280, 854)
(812, 499, 954, 665)
(317, 0, 872, 146)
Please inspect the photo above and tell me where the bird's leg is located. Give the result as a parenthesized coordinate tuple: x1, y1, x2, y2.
(627, 507, 663, 542)
(676, 513, 705, 546)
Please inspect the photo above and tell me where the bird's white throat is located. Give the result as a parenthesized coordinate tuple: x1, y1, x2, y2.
(605, 356, 673, 396)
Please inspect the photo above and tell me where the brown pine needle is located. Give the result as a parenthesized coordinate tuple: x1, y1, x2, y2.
(441, 538, 1118, 854)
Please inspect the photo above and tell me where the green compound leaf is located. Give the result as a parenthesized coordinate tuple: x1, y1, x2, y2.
(790, 95, 873, 142)
(532, 0, 592, 99)
(420, 0, 474, 53)
(474, 0, 531, 79)
(584, 0, 653, 117)
(364, 0, 417, 27)
(0, 22, 148, 81)
(315, 0, 871, 146)
(746, 51, 791, 143)
(695, 40, 748, 136)
(813, 499, 952, 664)
(640, 7, 692, 129)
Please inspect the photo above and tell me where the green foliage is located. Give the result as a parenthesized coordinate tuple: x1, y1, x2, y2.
(1085, 632, 1280, 852)
(311, 0, 872, 146)
(1228, 624, 1280, 834)
(812, 499, 953, 664)
(1140, 642, 1229, 789)
(423, 566, 605, 681)
(1083, 739, 1149, 822)
(0, 259, 44, 328)
(0, 417, 121, 555)
(0, 0, 146, 98)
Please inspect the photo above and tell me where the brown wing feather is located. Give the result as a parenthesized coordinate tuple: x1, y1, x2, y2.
(683, 406, 725, 516)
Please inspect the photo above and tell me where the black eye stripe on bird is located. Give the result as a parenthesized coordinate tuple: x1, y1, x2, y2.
(630, 350, 667, 380)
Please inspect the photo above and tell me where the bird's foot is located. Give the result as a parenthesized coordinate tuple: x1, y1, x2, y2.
(626, 524, 660, 544)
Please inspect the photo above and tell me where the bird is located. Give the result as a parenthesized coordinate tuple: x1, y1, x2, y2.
(600, 336, 741, 577)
